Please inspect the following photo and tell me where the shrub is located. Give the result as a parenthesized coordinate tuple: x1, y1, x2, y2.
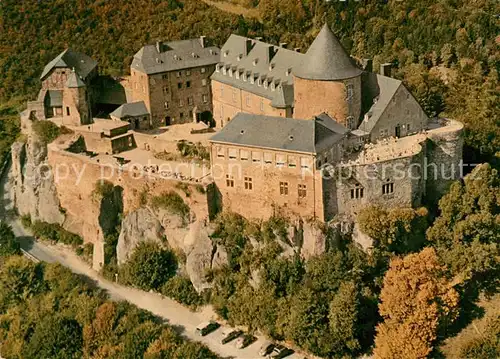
(151, 191, 190, 220)
(120, 242, 178, 291)
(161, 276, 201, 307)
(20, 214, 32, 228)
(92, 180, 114, 199)
(31, 220, 83, 246)
(0, 221, 21, 257)
(32, 120, 60, 144)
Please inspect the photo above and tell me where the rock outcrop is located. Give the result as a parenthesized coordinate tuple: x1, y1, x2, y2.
(10, 137, 64, 225)
(116, 207, 165, 264)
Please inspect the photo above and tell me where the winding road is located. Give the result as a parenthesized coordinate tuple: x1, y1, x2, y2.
(0, 161, 304, 359)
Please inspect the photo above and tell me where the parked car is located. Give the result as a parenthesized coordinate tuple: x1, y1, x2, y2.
(235, 334, 256, 349)
(221, 329, 243, 344)
(268, 344, 294, 358)
(195, 321, 220, 336)
(259, 341, 275, 356)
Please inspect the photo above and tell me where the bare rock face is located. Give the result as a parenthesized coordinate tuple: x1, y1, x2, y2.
(154, 208, 192, 250)
(10, 138, 64, 225)
(300, 221, 327, 259)
(351, 222, 374, 251)
(116, 207, 165, 264)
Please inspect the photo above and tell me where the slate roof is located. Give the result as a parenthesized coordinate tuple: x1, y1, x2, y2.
(211, 34, 304, 107)
(110, 101, 149, 119)
(44, 90, 63, 107)
(209, 112, 347, 154)
(358, 73, 402, 133)
(294, 24, 363, 81)
(40, 49, 97, 80)
(66, 71, 86, 88)
(132, 38, 220, 75)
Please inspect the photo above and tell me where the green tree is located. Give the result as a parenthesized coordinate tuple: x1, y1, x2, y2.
(23, 315, 83, 359)
(0, 221, 20, 257)
(120, 242, 177, 291)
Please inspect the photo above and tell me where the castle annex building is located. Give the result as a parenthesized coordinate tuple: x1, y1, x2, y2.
(208, 24, 463, 221)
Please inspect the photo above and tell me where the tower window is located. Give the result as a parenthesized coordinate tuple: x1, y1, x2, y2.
(350, 184, 364, 199)
(382, 181, 394, 195)
(186, 81, 191, 88)
(346, 83, 354, 100)
(66, 107, 70, 116)
(177, 82, 182, 89)
(244, 177, 253, 190)
(279, 182, 289, 195)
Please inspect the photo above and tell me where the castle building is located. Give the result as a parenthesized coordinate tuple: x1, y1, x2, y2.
(36, 49, 98, 126)
(208, 24, 463, 221)
(130, 37, 220, 127)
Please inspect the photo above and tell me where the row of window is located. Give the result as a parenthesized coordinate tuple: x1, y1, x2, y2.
(217, 148, 311, 169)
(164, 94, 208, 109)
(169, 67, 206, 79)
(349, 182, 395, 199)
(226, 175, 307, 198)
(220, 86, 266, 112)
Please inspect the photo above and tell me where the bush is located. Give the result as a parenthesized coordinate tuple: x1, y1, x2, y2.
(161, 276, 202, 307)
(0, 221, 21, 257)
(120, 242, 178, 291)
(151, 191, 190, 221)
(31, 220, 83, 246)
(32, 120, 60, 144)
(92, 179, 115, 199)
(20, 214, 32, 228)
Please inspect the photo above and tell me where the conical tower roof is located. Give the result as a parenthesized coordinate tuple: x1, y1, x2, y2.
(294, 23, 362, 81)
(66, 69, 86, 88)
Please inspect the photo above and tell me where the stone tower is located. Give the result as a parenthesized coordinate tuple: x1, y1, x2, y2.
(293, 24, 363, 129)
(63, 69, 91, 126)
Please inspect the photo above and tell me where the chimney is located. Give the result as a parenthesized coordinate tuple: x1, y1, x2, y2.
(156, 41, 162, 53)
(200, 35, 206, 48)
(245, 39, 253, 55)
(361, 59, 373, 72)
(380, 63, 392, 77)
(279, 42, 287, 48)
(294, 47, 301, 52)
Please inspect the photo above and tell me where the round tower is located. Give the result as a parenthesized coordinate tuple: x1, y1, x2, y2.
(293, 24, 363, 128)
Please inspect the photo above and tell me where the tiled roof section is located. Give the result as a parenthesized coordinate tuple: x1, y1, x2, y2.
(358, 73, 402, 133)
(40, 49, 97, 80)
(110, 101, 149, 119)
(294, 24, 363, 81)
(66, 70, 86, 88)
(211, 34, 304, 107)
(209, 112, 347, 154)
(132, 38, 220, 75)
(44, 90, 63, 107)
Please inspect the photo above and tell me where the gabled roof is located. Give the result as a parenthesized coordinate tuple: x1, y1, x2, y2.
(132, 38, 220, 75)
(358, 73, 402, 133)
(40, 49, 97, 80)
(66, 71, 86, 88)
(294, 23, 363, 81)
(110, 101, 149, 119)
(209, 112, 347, 154)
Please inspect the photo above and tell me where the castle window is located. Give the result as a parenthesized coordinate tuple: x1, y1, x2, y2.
(217, 147, 225, 158)
(186, 70, 191, 76)
(279, 182, 289, 195)
(186, 81, 191, 88)
(252, 151, 261, 163)
(300, 157, 310, 169)
(216, 64, 220, 73)
(187, 97, 193, 105)
(202, 94, 208, 103)
(276, 154, 285, 167)
(407, 123, 411, 132)
(202, 79, 207, 86)
(347, 116, 355, 130)
(177, 82, 182, 89)
(179, 112, 184, 119)
(288, 156, 297, 168)
(226, 174, 234, 188)
(264, 152, 273, 164)
(298, 184, 307, 198)
(163, 86, 169, 95)
(201, 67, 206, 73)
(350, 184, 364, 199)
(176, 71, 182, 77)
(162, 74, 168, 80)
(66, 107, 70, 116)
(228, 148, 237, 160)
(244, 177, 253, 190)
(240, 150, 249, 161)
(382, 181, 394, 195)
(164, 101, 169, 109)
(346, 83, 354, 100)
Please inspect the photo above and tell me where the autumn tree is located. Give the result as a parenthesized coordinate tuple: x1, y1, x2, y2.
(373, 248, 459, 359)
(0, 221, 20, 257)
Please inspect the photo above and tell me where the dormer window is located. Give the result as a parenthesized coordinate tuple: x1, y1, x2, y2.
(223, 66, 227, 75)
(346, 83, 354, 100)
(228, 68, 233, 77)
(216, 64, 220, 72)
(224, 50, 229, 57)
(252, 59, 258, 66)
(271, 82, 276, 91)
(257, 78, 262, 86)
(250, 76, 255, 84)
(243, 73, 247, 82)
(237, 54, 242, 61)
(285, 68, 291, 76)
(269, 63, 275, 71)
(236, 71, 240, 79)
(263, 81, 268, 89)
